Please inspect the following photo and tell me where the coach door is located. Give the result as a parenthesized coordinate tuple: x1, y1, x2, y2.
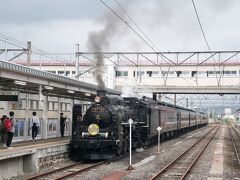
(177, 111, 181, 129)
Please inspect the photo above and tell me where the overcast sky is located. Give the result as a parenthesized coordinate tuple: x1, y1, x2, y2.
(1, 0, 240, 53)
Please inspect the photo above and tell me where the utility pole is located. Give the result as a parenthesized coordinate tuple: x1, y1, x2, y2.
(75, 44, 80, 80)
(27, 41, 31, 67)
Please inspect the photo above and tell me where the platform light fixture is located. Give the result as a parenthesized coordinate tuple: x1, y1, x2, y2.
(85, 93, 91, 96)
(14, 80, 26, 86)
(44, 85, 53, 90)
(67, 90, 75, 94)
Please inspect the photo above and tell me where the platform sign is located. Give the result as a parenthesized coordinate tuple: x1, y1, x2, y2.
(0, 95, 18, 101)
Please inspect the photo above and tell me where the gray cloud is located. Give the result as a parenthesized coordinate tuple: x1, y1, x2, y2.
(0, 0, 103, 24)
(1, 0, 240, 53)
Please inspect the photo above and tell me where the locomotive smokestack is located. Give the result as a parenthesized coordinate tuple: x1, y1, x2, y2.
(97, 90, 107, 97)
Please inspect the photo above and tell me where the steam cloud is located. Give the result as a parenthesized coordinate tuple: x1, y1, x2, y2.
(87, 13, 123, 90)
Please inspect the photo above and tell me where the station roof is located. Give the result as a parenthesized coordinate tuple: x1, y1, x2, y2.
(0, 60, 121, 100)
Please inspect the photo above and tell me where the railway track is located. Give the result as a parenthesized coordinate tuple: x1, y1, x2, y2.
(228, 125, 240, 165)
(150, 125, 219, 180)
(25, 161, 106, 180)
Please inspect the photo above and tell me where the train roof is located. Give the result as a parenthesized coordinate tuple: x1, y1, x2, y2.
(124, 96, 196, 112)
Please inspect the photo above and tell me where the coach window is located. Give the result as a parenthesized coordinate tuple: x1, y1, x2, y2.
(147, 71, 159, 77)
(207, 71, 220, 77)
(223, 71, 237, 77)
(138, 106, 147, 122)
(66, 71, 70, 76)
(176, 71, 181, 77)
(116, 70, 128, 77)
(192, 71, 197, 77)
(58, 71, 64, 75)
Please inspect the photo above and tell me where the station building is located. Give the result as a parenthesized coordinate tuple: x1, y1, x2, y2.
(2, 51, 239, 143)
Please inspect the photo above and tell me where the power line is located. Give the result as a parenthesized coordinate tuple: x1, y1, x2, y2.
(99, 0, 213, 106)
(191, 0, 223, 88)
(114, 0, 160, 52)
(191, 0, 211, 51)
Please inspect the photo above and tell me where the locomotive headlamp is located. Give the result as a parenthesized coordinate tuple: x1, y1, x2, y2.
(88, 123, 99, 136)
(94, 96, 101, 103)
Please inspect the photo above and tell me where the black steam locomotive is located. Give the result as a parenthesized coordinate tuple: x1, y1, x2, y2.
(70, 92, 208, 160)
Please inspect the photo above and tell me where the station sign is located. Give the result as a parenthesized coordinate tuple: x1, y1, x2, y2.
(0, 95, 18, 101)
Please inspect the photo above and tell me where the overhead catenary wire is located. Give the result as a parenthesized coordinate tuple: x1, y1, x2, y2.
(99, 0, 214, 106)
(191, 0, 223, 87)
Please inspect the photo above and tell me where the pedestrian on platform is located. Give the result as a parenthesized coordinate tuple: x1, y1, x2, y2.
(60, 113, 67, 137)
(0, 115, 8, 148)
(31, 112, 40, 141)
(6, 111, 17, 148)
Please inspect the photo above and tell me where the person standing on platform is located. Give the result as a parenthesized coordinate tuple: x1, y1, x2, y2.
(60, 113, 66, 137)
(6, 111, 17, 148)
(31, 112, 40, 141)
(0, 115, 7, 148)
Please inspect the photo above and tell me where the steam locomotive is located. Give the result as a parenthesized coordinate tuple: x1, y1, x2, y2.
(70, 91, 208, 160)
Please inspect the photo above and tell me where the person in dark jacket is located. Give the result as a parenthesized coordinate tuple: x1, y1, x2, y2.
(60, 113, 66, 137)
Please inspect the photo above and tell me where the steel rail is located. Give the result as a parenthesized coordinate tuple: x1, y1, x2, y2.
(179, 126, 220, 179)
(25, 162, 82, 180)
(150, 126, 218, 180)
(229, 126, 240, 165)
(55, 161, 106, 180)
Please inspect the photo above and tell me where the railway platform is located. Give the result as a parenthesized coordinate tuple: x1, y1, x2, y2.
(0, 137, 70, 179)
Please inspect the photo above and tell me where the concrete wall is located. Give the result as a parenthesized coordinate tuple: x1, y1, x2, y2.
(0, 144, 69, 179)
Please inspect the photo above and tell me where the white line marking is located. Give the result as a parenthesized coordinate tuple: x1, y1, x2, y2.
(173, 141, 182, 146)
(133, 155, 156, 167)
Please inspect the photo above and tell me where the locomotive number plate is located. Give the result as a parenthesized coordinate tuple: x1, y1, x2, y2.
(91, 107, 106, 112)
